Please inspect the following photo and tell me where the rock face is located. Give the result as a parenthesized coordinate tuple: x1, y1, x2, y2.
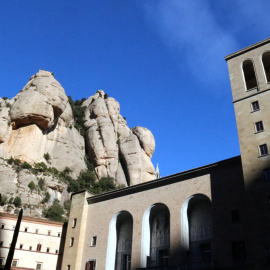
(0, 70, 86, 177)
(83, 90, 156, 185)
(0, 70, 156, 188)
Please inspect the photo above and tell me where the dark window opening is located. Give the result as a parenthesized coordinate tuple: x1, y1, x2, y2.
(1, 224, 4, 229)
(91, 236, 97, 246)
(85, 260, 96, 270)
(200, 243, 211, 262)
(243, 60, 258, 90)
(37, 244, 42, 252)
(251, 101, 260, 111)
(158, 249, 169, 267)
(72, 218, 77, 228)
(232, 241, 246, 260)
(70, 237, 74, 247)
(262, 52, 270, 83)
(255, 121, 264, 132)
(260, 144, 268, 156)
(232, 210, 240, 222)
(0, 242, 3, 247)
(263, 168, 270, 181)
(19, 244, 23, 249)
(46, 248, 50, 253)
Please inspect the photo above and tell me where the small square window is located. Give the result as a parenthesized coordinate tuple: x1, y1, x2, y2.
(46, 248, 50, 253)
(12, 260, 18, 267)
(58, 233, 61, 237)
(255, 121, 264, 132)
(72, 218, 77, 228)
(20, 244, 23, 249)
(24, 227, 28, 232)
(232, 210, 239, 222)
(1, 224, 4, 229)
(251, 101, 260, 112)
(264, 169, 270, 181)
(91, 236, 97, 247)
(70, 237, 74, 247)
(259, 144, 269, 156)
(36, 263, 42, 269)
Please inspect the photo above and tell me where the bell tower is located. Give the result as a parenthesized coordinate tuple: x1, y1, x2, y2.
(225, 38, 270, 268)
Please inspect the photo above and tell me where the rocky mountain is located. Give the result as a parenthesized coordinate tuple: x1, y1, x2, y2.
(0, 70, 156, 215)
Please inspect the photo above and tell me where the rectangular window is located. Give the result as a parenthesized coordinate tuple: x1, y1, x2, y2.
(251, 101, 260, 112)
(36, 263, 42, 269)
(0, 241, 3, 247)
(70, 237, 74, 247)
(29, 246, 32, 251)
(86, 260, 96, 270)
(259, 144, 269, 156)
(48, 230, 51, 236)
(263, 168, 270, 181)
(255, 121, 264, 132)
(200, 243, 211, 262)
(46, 248, 50, 253)
(232, 210, 240, 222)
(91, 236, 97, 247)
(12, 226, 15, 230)
(55, 250, 58, 254)
(35, 229, 39, 234)
(20, 244, 23, 249)
(0, 258, 4, 266)
(37, 244, 42, 252)
(12, 260, 18, 267)
(67, 265, 71, 270)
(232, 241, 246, 260)
(72, 218, 77, 228)
(24, 227, 28, 232)
(1, 224, 4, 229)
(58, 233, 61, 237)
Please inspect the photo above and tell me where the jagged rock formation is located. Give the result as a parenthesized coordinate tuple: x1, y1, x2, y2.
(83, 90, 155, 185)
(0, 70, 156, 188)
(0, 70, 86, 177)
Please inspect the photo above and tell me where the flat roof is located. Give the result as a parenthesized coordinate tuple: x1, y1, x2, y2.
(86, 155, 241, 204)
(225, 37, 270, 61)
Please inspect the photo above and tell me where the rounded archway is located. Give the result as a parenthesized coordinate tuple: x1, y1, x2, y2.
(106, 211, 133, 270)
(141, 203, 170, 268)
(181, 194, 212, 263)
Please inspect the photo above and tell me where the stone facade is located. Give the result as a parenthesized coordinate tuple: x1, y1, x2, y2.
(61, 38, 270, 270)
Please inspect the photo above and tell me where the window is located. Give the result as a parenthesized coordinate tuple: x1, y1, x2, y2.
(35, 229, 39, 234)
(1, 224, 4, 229)
(0, 241, 3, 247)
(20, 244, 23, 249)
(262, 52, 270, 83)
(36, 263, 42, 269)
(12, 260, 18, 267)
(264, 168, 270, 181)
(259, 144, 269, 156)
(251, 101, 260, 112)
(255, 121, 264, 132)
(37, 243, 42, 252)
(232, 210, 240, 222)
(91, 236, 97, 247)
(48, 230, 51, 236)
(12, 226, 15, 230)
(0, 258, 4, 266)
(46, 248, 50, 253)
(58, 233, 61, 237)
(72, 218, 77, 228)
(55, 250, 58, 254)
(29, 246, 32, 251)
(85, 260, 96, 270)
(24, 227, 28, 232)
(70, 237, 74, 247)
(67, 265, 71, 270)
(200, 243, 211, 262)
(243, 60, 258, 90)
(232, 241, 246, 260)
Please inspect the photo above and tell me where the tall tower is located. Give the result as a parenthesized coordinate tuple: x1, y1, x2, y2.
(225, 38, 270, 268)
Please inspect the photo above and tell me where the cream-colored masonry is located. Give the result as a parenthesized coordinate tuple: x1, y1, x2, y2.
(80, 174, 211, 270)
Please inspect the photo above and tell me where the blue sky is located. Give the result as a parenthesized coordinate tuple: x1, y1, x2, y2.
(1, 0, 270, 177)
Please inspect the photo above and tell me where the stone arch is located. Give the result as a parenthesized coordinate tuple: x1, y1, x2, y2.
(141, 203, 170, 268)
(242, 59, 258, 90)
(262, 51, 270, 83)
(106, 211, 133, 270)
(181, 194, 212, 261)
